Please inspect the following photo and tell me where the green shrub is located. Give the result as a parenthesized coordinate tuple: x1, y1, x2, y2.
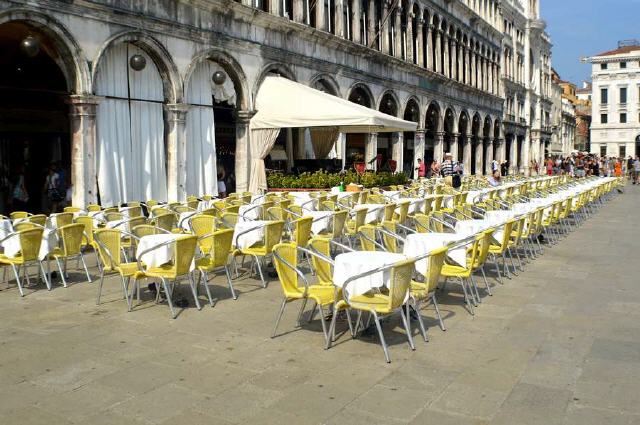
(267, 170, 407, 189)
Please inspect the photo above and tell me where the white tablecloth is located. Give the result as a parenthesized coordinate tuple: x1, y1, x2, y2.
(305, 211, 333, 234)
(239, 204, 261, 222)
(382, 190, 401, 200)
(403, 233, 467, 276)
(455, 219, 492, 238)
(333, 251, 407, 297)
(288, 192, 317, 211)
(232, 220, 269, 249)
(136, 234, 194, 270)
(357, 204, 385, 224)
(197, 200, 215, 212)
(119, 206, 138, 218)
(396, 198, 425, 214)
(178, 212, 198, 231)
(0, 219, 13, 241)
(1, 227, 58, 261)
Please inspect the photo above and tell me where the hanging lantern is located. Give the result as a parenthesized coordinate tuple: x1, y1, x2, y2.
(20, 35, 40, 58)
(129, 54, 147, 71)
(212, 70, 227, 85)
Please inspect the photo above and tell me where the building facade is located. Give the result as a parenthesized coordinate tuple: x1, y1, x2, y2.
(499, 0, 553, 174)
(586, 41, 640, 158)
(0, 0, 555, 210)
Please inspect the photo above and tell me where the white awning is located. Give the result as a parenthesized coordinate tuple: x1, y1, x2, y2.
(250, 75, 417, 133)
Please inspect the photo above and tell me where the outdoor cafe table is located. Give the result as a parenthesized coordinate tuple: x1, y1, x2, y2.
(403, 233, 467, 278)
(304, 211, 333, 234)
(382, 190, 402, 200)
(424, 194, 454, 209)
(333, 251, 407, 297)
(288, 192, 317, 211)
(136, 234, 194, 270)
(232, 220, 269, 249)
(0, 220, 58, 261)
(356, 204, 385, 224)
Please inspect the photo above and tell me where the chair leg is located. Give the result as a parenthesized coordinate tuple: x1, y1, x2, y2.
(253, 255, 266, 288)
(296, 298, 308, 327)
(121, 275, 132, 310)
(162, 278, 177, 319)
(56, 258, 68, 288)
(96, 271, 105, 305)
(272, 297, 288, 338)
(307, 300, 318, 323)
(480, 266, 492, 296)
(224, 266, 237, 300)
(80, 254, 92, 283)
(325, 306, 340, 349)
(200, 271, 214, 307)
(39, 262, 51, 291)
(459, 277, 474, 316)
(470, 275, 481, 304)
(372, 312, 391, 363)
(317, 303, 329, 343)
(412, 297, 428, 342)
(431, 293, 446, 331)
(399, 306, 416, 351)
(11, 264, 24, 297)
(188, 273, 202, 310)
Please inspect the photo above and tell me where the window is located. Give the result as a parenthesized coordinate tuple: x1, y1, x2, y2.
(620, 145, 626, 157)
(600, 145, 607, 157)
(620, 113, 627, 123)
(620, 62, 627, 69)
(620, 87, 627, 104)
(601, 88, 608, 104)
(600, 63, 607, 70)
(601, 113, 608, 124)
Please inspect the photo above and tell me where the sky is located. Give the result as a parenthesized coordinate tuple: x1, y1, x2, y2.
(542, 0, 640, 85)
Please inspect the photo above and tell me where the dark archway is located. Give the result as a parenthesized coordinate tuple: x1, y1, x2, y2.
(377, 91, 399, 166)
(470, 113, 481, 175)
(425, 103, 440, 166)
(458, 111, 469, 165)
(482, 116, 492, 175)
(0, 21, 72, 214)
(345, 84, 374, 168)
(403, 98, 421, 174)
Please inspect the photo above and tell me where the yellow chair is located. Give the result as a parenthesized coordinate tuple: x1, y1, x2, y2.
(153, 212, 177, 232)
(87, 204, 102, 212)
(410, 246, 448, 338)
(413, 213, 431, 233)
(28, 214, 47, 227)
(9, 211, 30, 220)
(487, 220, 516, 282)
(47, 223, 92, 287)
(272, 242, 338, 342)
(220, 212, 239, 228)
(189, 215, 217, 250)
(308, 237, 334, 286)
(358, 224, 381, 251)
(234, 220, 285, 288)
(380, 220, 402, 253)
(440, 235, 482, 315)
(0, 228, 50, 295)
(52, 212, 74, 228)
(64, 206, 82, 213)
(94, 229, 144, 308)
(316, 210, 348, 242)
(134, 235, 199, 318)
(13, 222, 37, 231)
(105, 211, 124, 222)
(290, 216, 313, 248)
(74, 215, 99, 260)
(195, 228, 236, 304)
(326, 258, 417, 363)
(345, 208, 367, 243)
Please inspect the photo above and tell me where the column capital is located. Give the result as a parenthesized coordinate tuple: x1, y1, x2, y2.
(67, 94, 101, 106)
(415, 129, 426, 136)
(236, 110, 257, 124)
(165, 103, 189, 123)
(67, 95, 99, 117)
(435, 131, 446, 138)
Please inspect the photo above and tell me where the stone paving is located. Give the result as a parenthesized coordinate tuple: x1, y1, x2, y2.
(1, 187, 639, 424)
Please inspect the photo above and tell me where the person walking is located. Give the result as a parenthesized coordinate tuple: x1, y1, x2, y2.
(11, 166, 29, 212)
(415, 158, 426, 179)
(440, 152, 462, 188)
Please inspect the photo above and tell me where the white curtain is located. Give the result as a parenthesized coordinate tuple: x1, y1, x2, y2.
(185, 61, 218, 197)
(310, 127, 340, 159)
(249, 128, 280, 193)
(95, 43, 167, 206)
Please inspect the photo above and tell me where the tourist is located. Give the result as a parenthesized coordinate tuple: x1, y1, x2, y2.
(429, 160, 440, 178)
(11, 165, 29, 212)
(43, 164, 63, 214)
(487, 170, 501, 187)
(546, 157, 553, 175)
(614, 158, 622, 177)
(491, 159, 499, 174)
(217, 164, 227, 198)
(415, 158, 426, 179)
(633, 156, 640, 184)
(440, 153, 462, 188)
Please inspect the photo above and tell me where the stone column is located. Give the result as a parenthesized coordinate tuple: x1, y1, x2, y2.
(466, 45, 472, 85)
(165, 103, 189, 201)
(462, 133, 472, 174)
(509, 136, 518, 175)
(475, 139, 484, 175)
(285, 128, 294, 172)
(434, 131, 444, 163)
(416, 19, 424, 66)
(414, 130, 426, 174)
(234, 110, 255, 193)
(443, 33, 450, 78)
(335, 0, 345, 37)
(391, 132, 404, 172)
(352, 0, 361, 43)
(470, 50, 477, 88)
(368, 0, 376, 48)
(479, 56, 485, 91)
(406, 12, 414, 63)
(382, 1, 390, 53)
(365, 132, 378, 171)
(434, 28, 442, 74)
(522, 132, 531, 176)
(394, 8, 403, 58)
(428, 25, 436, 71)
(450, 132, 459, 162)
(68, 95, 99, 207)
(496, 138, 505, 162)
(241, 0, 252, 5)
(457, 41, 463, 81)
(450, 40, 457, 80)
(269, 0, 282, 17)
(293, 0, 304, 22)
(484, 138, 493, 175)
(316, 0, 325, 31)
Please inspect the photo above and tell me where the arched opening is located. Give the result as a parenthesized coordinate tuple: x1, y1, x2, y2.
(0, 21, 72, 214)
(636, 134, 640, 157)
(403, 99, 420, 174)
(346, 85, 373, 168)
(493, 119, 501, 162)
(425, 103, 440, 167)
(443, 108, 455, 159)
(94, 41, 169, 206)
(185, 56, 246, 197)
(470, 113, 481, 175)
(458, 112, 469, 165)
(482, 116, 492, 175)
(377, 92, 398, 168)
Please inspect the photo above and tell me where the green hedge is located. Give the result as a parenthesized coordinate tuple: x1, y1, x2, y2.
(267, 170, 408, 189)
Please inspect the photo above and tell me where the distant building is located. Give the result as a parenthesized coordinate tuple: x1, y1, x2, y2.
(584, 40, 640, 158)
